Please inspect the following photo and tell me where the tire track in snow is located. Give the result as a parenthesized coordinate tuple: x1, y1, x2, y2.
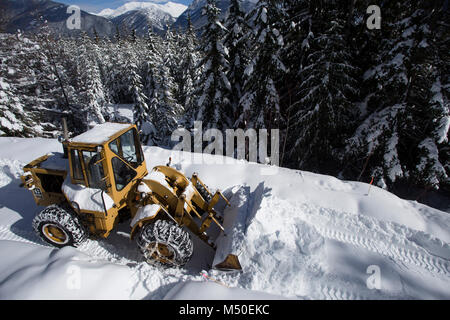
(0, 224, 133, 266)
(297, 206, 450, 278)
(77, 239, 127, 264)
(0, 224, 46, 247)
(317, 226, 449, 275)
(319, 284, 366, 300)
(316, 281, 406, 300)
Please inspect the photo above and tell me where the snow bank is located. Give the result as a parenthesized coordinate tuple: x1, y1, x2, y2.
(212, 187, 450, 299)
(164, 281, 287, 300)
(0, 241, 132, 299)
(0, 137, 62, 163)
(146, 147, 450, 299)
(0, 138, 449, 300)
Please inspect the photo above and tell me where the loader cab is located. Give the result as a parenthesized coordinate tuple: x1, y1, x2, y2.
(67, 123, 148, 211)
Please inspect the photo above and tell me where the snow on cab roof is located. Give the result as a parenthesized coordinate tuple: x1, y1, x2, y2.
(71, 123, 131, 145)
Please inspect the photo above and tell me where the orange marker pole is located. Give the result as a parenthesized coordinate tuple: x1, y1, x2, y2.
(367, 176, 374, 195)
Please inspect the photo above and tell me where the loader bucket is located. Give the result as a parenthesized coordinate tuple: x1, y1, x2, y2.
(213, 254, 242, 271)
(212, 185, 250, 272)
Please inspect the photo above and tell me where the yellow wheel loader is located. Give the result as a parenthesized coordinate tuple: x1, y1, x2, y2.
(21, 122, 241, 270)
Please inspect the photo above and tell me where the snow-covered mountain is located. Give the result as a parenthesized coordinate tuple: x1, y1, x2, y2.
(95, 1, 188, 35)
(96, 1, 187, 19)
(0, 0, 115, 37)
(112, 8, 176, 35)
(0, 0, 188, 37)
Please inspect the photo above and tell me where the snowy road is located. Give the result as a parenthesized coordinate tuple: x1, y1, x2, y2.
(0, 137, 449, 299)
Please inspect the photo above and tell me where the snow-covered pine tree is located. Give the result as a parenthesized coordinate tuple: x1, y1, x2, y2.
(178, 13, 201, 121)
(144, 25, 163, 98)
(91, 36, 111, 107)
(104, 35, 131, 109)
(430, 1, 450, 188)
(0, 8, 7, 33)
(347, 1, 449, 190)
(94, 37, 115, 117)
(193, 0, 232, 130)
(0, 28, 65, 137)
(164, 26, 182, 100)
(238, 0, 285, 131)
(141, 27, 181, 146)
(278, 0, 313, 165)
(345, 2, 409, 188)
(34, 25, 69, 110)
(141, 26, 162, 144)
(287, 1, 359, 174)
(75, 32, 107, 128)
(120, 40, 150, 142)
(27, 20, 80, 135)
(153, 30, 183, 146)
(403, 2, 449, 189)
(59, 34, 102, 134)
(223, 0, 250, 125)
(0, 34, 32, 136)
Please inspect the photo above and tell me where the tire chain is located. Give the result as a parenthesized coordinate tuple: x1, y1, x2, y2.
(32, 204, 88, 247)
(137, 220, 193, 268)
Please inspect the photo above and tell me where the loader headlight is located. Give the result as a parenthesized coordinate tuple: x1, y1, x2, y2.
(71, 201, 80, 214)
(135, 192, 147, 202)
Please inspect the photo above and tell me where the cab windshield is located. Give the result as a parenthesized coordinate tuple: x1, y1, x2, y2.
(109, 129, 143, 169)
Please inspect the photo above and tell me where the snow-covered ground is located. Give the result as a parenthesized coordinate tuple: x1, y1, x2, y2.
(0, 137, 449, 299)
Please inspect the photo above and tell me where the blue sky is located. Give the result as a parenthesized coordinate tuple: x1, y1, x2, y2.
(58, 0, 192, 14)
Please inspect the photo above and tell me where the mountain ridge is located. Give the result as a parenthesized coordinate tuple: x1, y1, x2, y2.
(0, 0, 257, 36)
(0, 0, 188, 36)
(96, 1, 187, 19)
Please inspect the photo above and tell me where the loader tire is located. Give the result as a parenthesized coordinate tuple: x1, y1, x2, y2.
(137, 219, 193, 268)
(32, 204, 87, 248)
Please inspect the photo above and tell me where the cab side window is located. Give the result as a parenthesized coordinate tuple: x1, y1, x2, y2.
(70, 149, 83, 181)
(82, 151, 106, 190)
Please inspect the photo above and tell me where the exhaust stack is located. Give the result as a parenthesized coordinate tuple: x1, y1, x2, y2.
(62, 117, 69, 140)
(61, 117, 69, 158)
